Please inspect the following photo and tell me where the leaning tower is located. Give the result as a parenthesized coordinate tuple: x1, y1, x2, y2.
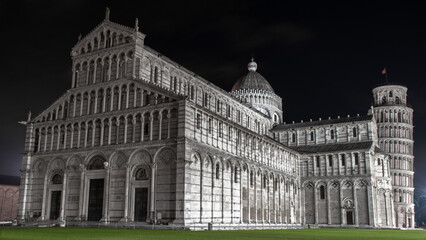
(372, 84, 415, 228)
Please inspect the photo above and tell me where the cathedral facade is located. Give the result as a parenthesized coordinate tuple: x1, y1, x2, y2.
(17, 11, 414, 229)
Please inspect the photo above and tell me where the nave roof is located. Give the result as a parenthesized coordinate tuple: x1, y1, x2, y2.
(272, 115, 373, 131)
(289, 141, 374, 154)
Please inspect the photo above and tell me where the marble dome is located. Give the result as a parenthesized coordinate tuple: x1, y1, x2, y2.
(231, 60, 275, 93)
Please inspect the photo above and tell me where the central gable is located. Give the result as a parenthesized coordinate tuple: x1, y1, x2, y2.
(71, 19, 145, 57)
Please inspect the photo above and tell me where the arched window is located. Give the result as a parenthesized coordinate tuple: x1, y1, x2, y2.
(144, 122, 149, 135)
(215, 163, 220, 180)
(274, 178, 278, 192)
(63, 101, 69, 120)
(102, 59, 109, 83)
(74, 68, 79, 88)
(88, 62, 94, 84)
(382, 96, 387, 104)
(330, 130, 335, 139)
(263, 175, 267, 188)
(34, 129, 40, 152)
(196, 113, 201, 129)
(353, 127, 357, 137)
(51, 174, 62, 184)
(395, 96, 400, 104)
(94, 37, 98, 49)
(310, 131, 314, 141)
(398, 112, 402, 122)
(173, 77, 177, 91)
(292, 133, 296, 143)
(135, 167, 149, 180)
(250, 171, 254, 187)
(154, 66, 158, 83)
(216, 99, 221, 112)
(88, 157, 105, 170)
(320, 185, 325, 199)
(190, 85, 195, 100)
(203, 92, 209, 107)
(208, 118, 212, 134)
(218, 122, 223, 138)
(106, 31, 111, 47)
(119, 57, 126, 79)
(169, 77, 174, 90)
(389, 91, 393, 97)
(234, 167, 239, 183)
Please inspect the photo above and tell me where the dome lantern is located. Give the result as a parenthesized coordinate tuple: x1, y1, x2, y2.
(248, 58, 257, 72)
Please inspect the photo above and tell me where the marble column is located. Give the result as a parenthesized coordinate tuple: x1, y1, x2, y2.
(100, 123, 104, 146)
(158, 113, 163, 140)
(124, 119, 128, 144)
(60, 170, 68, 221)
(94, 92, 98, 114)
(63, 130, 67, 150)
(121, 164, 131, 222)
(76, 164, 86, 221)
(101, 162, 111, 223)
(40, 173, 49, 220)
(167, 111, 171, 139)
(118, 86, 122, 110)
(141, 115, 145, 142)
(150, 163, 157, 223)
(353, 183, 359, 225)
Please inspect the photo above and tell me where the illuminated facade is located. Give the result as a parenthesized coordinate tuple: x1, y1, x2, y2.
(17, 10, 413, 229)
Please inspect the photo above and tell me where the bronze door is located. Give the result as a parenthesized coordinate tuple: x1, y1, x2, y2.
(88, 178, 104, 221)
(134, 188, 148, 222)
(49, 191, 61, 220)
(346, 211, 354, 225)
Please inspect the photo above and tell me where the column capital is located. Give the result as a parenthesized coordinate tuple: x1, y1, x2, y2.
(79, 163, 86, 172)
(103, 161, 111, 170)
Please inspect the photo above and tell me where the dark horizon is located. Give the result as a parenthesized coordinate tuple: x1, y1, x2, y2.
(0, 1, 425, 196)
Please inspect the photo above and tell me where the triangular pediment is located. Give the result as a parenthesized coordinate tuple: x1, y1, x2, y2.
(71, 20, 145, 56)
(32, 91, 71, 123)
(32, 78, 183, 124)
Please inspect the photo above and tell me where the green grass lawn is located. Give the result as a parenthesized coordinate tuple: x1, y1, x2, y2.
(0, 227, 424, 240)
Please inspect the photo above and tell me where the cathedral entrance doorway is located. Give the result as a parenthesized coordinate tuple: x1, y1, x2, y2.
(49, 191, 61, 220)
(346, 211, 354, 225)
(134, 188, 148, 222)
(88, 178, 104, 221)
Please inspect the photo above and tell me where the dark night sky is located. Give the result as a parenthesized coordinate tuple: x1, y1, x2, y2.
(0, 1, 425, 195)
